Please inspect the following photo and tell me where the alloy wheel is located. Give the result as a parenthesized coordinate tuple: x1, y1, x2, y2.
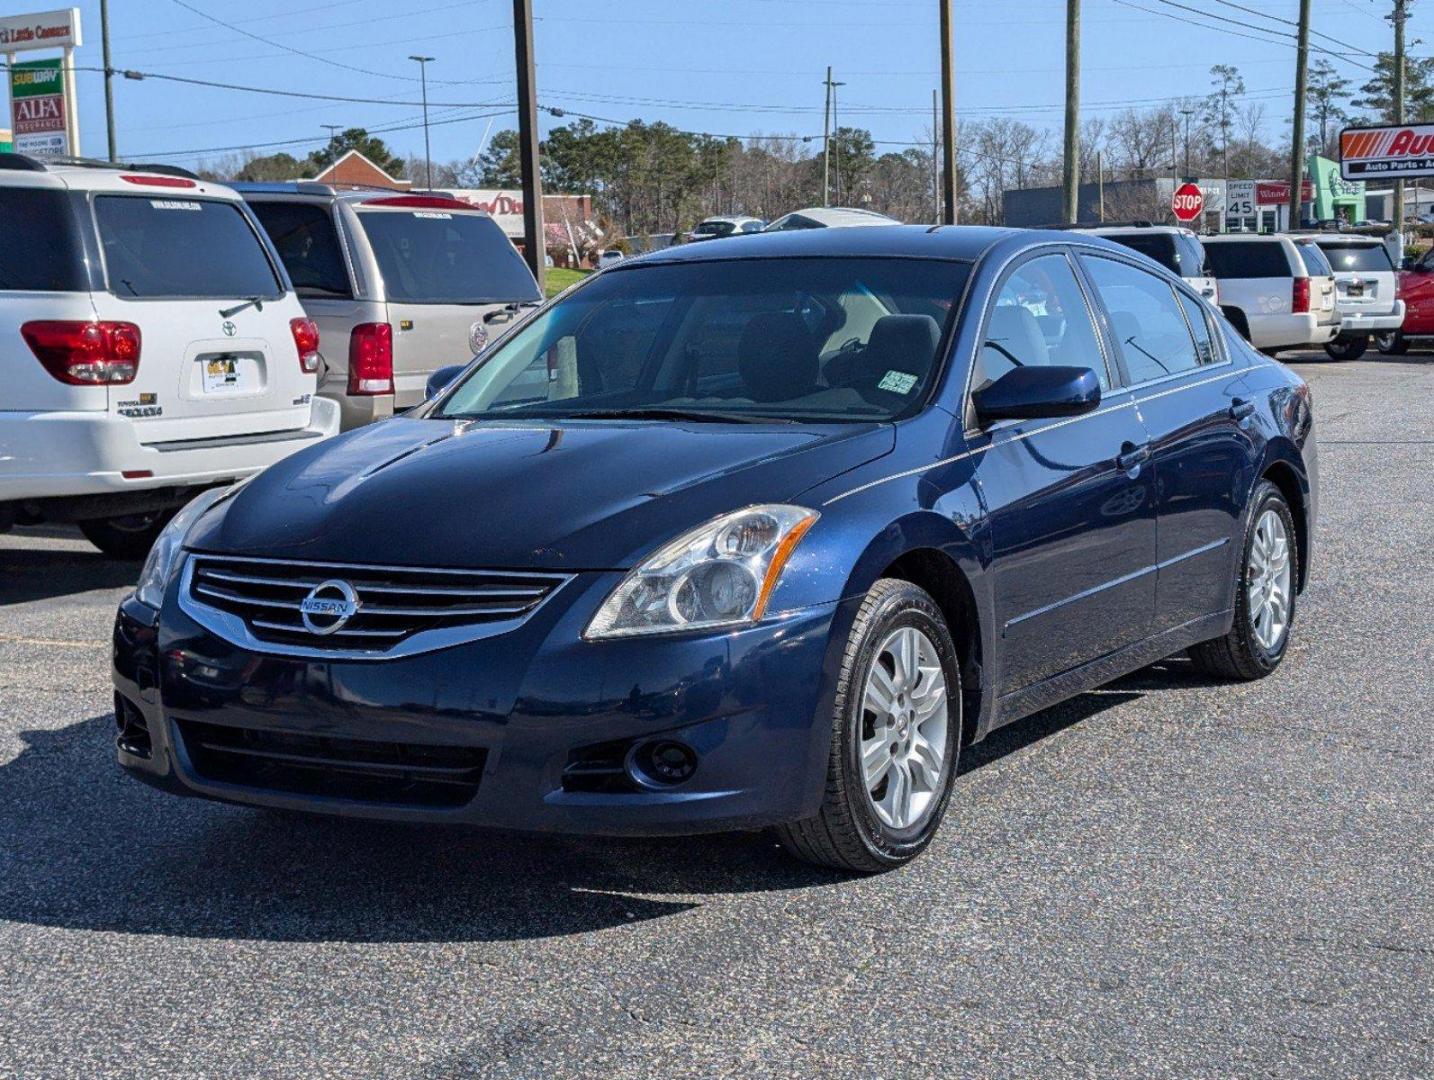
(1247, 508, 1292, 652)
(859, 626, 949, 830)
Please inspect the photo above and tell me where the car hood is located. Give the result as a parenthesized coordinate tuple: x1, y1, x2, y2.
(187, 416, 895, 569)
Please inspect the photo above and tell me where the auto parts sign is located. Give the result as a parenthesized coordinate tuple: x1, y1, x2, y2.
(1341, 123, 1434, 179)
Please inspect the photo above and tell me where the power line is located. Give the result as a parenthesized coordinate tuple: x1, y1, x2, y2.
(1211, 0, 1380, 55)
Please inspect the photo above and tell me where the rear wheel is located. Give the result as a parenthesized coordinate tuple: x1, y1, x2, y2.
(78, 511, 174, 560)
(772, 579, 961, 873)
(1324, 336, 1369, 361)
(1375, 330, 1409, 355)
(1189, 480, 1298, 681)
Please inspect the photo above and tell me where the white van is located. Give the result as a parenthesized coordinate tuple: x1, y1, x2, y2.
(0, 155, 340, 556)
(1203, 234, 1340, 353)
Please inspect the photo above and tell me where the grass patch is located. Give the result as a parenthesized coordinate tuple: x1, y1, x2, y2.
(545, 267, 591, 297)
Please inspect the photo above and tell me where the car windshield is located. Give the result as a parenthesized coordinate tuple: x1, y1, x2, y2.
(357, 208, 541, 304)
(434, 256, 969, 424)
(94, 195, 282, 300)
(1318, 242, 1393, 272)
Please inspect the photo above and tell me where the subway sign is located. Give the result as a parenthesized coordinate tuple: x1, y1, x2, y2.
(1340, 123, 1434, 179)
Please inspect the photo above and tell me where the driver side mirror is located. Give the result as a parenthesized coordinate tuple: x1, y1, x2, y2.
(425, 364, 467, 401)
(972, 366, 1102, 423)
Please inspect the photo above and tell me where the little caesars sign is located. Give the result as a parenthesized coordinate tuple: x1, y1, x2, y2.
(1, 8, 82, 157)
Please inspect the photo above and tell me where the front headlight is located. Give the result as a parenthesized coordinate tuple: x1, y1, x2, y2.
(585, 504, 819, 639)
(134, 486, 230, 610)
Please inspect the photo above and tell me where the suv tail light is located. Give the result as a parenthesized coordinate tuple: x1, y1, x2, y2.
(290, 317, 320, 374)
(348, 322, 393, 395)
(22, 320, 142, 385)
(1292, 277, 1311, 314)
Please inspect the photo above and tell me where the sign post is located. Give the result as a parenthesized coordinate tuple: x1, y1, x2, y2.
(1, 8, 82, 158)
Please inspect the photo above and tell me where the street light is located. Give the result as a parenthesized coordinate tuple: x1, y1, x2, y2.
(409, 55, 436, 189)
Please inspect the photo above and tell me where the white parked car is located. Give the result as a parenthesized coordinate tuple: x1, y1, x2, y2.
(686, 216, 766, 241)
(763, 207, 901, 231)
(0, 154, 340, 557)
(595, 249, 625, 268)
(1076, 224, 1219, 301)
(1306, 234, 1405, 360)
(1202, 234, 1340, 353)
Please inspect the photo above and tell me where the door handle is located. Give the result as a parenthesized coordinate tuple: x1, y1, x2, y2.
(1115, 441, 1151, 471)
(1229, 398, 1256, 421)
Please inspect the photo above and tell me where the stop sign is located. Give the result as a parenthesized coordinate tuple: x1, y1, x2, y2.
(1172, 182, 1204, 222)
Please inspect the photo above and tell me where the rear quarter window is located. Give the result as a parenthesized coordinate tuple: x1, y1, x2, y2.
(1204, 242, 1292, 279)
(94, 195, 282, 300)
(1295, 243, 1333, 277)
(0, 187, 87, 292)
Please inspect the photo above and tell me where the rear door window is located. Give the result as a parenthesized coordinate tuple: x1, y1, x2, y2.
(356, 208, 540, 304)
(1204, 242, 1291, 279)
(0, 187, 87, 292)
(248, 201, 352, 298)
(1080, 255, 1204, 383)
(94, 195, 282, 300)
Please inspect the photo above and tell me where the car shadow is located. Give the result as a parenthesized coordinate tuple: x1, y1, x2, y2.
(0, 663, 1206, 944)
(0, 542, 141, 606)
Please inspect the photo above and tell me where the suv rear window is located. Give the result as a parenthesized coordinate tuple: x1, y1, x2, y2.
(94, 195, 282, 300)
(356, 209, 540, 304)
(1294, 242, 1333, 277)
(1102, 232, 1181, 275)
(248, 201, 352, 298)
(1204, 241, 1292, 279)
(1317, 242, 1393, 273)
(0, 187, 86, 292)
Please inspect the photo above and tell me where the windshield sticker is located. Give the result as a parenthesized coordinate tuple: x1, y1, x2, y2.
(413, 211, 453, 220)
(878, 370, 918, 394)
(149, 199, 202, 211)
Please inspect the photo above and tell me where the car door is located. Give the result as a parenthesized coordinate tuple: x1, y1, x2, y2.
(1077, 253, 1253, 634)
(1397, 249, 1434, 334)
(969, 249, 1158, 694)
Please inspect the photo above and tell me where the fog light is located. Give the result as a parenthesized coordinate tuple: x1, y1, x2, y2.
(628, 739, 698, 787)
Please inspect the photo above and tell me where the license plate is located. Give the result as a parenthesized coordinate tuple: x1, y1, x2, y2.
(202, 357, 247, 394)
(1346, 282, 1364, 297)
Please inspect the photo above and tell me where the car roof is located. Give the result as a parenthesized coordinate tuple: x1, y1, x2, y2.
(604, 223, 1146, 266)
(1204, 233, 1290, 243)
(0, 152, 242, 198)
(230, 182, 491, 210)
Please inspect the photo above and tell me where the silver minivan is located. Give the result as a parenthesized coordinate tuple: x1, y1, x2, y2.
(238, 184, 541, 429)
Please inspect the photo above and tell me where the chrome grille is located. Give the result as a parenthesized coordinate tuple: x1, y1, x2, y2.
(184, 554, 569, 655)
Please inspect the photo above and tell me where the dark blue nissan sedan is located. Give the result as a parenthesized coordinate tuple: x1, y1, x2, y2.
(112, 225, 1317, 872)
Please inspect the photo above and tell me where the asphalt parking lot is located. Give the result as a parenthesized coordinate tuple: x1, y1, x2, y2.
(1, 352, 1429, 1079)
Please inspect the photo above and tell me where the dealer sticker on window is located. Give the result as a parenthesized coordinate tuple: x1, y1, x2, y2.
(150, 200, 202, 211)
(877, 370, 918, 394)
(413, 211, 452, 219)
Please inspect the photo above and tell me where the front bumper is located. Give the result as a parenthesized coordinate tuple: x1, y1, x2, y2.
(112, 573, 848, 836)
(0, 398, 341, 504)
(1333, 300, 1405, 336)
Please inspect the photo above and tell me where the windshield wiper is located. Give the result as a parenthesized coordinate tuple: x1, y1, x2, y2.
(219, 296, 265, 319)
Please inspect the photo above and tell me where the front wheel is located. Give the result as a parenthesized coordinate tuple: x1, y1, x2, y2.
(1324, 336, 1369, 361)
(78, 510, 175, 560)
(1375, 330, 1409, 355)
(1188, 480, 1299, 681)
(772, 579, 961, 873)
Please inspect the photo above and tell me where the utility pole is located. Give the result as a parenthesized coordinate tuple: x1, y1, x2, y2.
(931, 88, 941, 222)
(100, 0, 116, 161)
(321, 124, 343, 142)
(512, 0, 545, 291)
(1393, 0, 1410, 232)
(822, 68, 844, 207)
(1289, 0, 1312, 230)
(1181, 106, 1196, 175)
(939, 0, 958, 224)
(1062, 0, 1081, 223)
(1097, 150, 1105, 222)
(409, 55, 436, 189)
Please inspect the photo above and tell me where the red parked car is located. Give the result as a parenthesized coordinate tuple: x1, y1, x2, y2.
(1379, 247, 1434, 354)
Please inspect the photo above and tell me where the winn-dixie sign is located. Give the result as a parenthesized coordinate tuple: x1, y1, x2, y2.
(1341, 123, 1434, 179)
(0, 8, 82, 53)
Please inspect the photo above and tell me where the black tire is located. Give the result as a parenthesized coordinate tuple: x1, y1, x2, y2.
(1375, 330, 1410, 355)
(1188, 480, 1299, 681)
(772, 578, 962, 873)
(1258, 347, 1282, 358)
(77, 510, 175, 560)
(1324, 336, 1369, 361)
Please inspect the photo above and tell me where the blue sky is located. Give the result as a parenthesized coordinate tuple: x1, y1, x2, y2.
(5, 0, 1418, 172)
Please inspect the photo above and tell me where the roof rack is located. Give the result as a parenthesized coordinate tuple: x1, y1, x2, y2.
(0, 152, 200, 180)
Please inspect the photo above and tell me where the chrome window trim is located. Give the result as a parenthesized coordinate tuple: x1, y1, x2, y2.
(176, 554, 573, 662)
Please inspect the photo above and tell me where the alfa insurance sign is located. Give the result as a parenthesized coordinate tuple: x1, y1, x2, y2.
(9, 57, 67, 156)
(1340, 123, 1434, 179)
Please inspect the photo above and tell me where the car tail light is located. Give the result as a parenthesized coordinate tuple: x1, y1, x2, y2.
(119, 174, 197, 188)
(1292, 277, 1311, 314)
(348, 322, 393, 395)
(21, 320, 142, 385)
(290, 317, 320, 374)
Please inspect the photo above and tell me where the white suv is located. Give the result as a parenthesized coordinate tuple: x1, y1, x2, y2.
(1203, 234, 1340, 353)
(1307, 234, 1404, 360)
(0, 154, 340, 557)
